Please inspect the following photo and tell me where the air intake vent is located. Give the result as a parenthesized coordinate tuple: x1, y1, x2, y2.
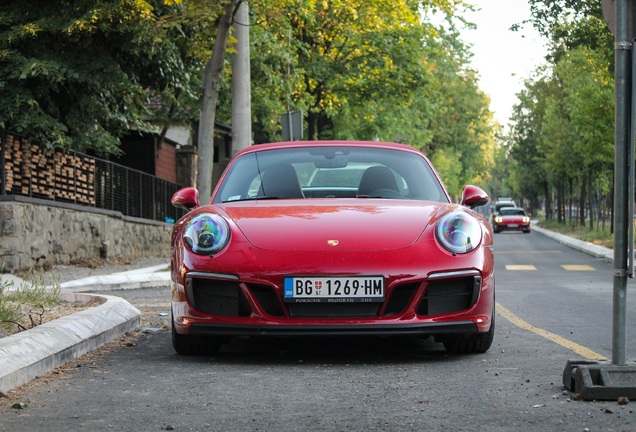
(187, 278, 251, 317)
(417, 276, 481, 316)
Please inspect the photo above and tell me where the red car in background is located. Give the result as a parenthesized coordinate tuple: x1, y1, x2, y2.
(170, 141, 495, 356)
(493, 207, 531, 233)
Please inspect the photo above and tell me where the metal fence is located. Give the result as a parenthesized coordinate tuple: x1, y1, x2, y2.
(92, 158, 186, 223)
(1, 131, 186, 223)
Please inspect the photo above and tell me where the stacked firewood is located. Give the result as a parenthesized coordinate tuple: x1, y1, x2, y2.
(1, 133, 96, 205)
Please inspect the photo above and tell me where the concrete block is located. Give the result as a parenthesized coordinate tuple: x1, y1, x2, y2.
(563, 359, 636, 400)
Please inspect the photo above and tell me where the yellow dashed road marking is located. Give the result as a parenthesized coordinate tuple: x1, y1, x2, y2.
(505, 265, 537, 271)
(561, 265, 596, 271)
(496, 303, 607, 360)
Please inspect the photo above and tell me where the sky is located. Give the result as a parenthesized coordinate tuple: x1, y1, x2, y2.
(461, 0, 549, 127)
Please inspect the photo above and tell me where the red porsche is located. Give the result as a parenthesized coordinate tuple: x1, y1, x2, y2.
(493, 207, 531, 233)
(170, 141, 495, 355)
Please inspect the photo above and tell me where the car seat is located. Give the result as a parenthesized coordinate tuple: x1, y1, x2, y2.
(357, 166, 399, 197)
(259, 163, 304, 198)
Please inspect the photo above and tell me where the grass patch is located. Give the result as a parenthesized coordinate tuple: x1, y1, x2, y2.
(1, 267, 62, 334)
(537, 219, 614, 249)
(0, 282, 19, 328)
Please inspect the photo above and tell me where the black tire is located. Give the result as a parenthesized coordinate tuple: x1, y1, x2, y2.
(171, 315, 221, 356)
(443, 311, 495, 354)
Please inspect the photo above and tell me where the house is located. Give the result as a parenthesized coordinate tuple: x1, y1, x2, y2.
(116, 122, 233, 189)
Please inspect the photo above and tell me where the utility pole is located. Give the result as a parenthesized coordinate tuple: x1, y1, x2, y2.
(231, 1, 252, 155)
(598, 0, 633, 365)
(563, 0, 636, 400)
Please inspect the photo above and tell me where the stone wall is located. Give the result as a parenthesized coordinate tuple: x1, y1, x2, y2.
(0, 196, 172, 272)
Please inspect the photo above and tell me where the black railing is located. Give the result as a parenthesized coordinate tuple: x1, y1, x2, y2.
(1, 131, 186, 223)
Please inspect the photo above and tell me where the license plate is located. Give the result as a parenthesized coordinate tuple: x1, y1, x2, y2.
(283, 276, 384, 303)
(508, 224, 519, 228)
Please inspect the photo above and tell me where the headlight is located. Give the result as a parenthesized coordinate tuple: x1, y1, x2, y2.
(183, 213, 230, 255)
(494, 216, 502, 223)
(523, 216, 530, 223)
(436, 211, 482, 254)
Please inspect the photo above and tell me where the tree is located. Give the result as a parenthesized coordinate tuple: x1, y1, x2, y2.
(508, 72, 555, 217)
(255, 0, 462, 140)
(0, 0, 198, 154)
(1, 0, 493, 199)
(247, 1, 495, 193)
(193, 0, 238, 203)
(505, 4, 615, 227)
(552, 45, 613, 229)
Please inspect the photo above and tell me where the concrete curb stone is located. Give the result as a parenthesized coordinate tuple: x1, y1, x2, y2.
(0, 292, 140, 393)
(60, 271, 171, 293)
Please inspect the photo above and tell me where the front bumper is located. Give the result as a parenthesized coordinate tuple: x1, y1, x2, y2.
(188, 321, 478, 337)
(494, 222, 530, 232)
(172, 268, 495, 337)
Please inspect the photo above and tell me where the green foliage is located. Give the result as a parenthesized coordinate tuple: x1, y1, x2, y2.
(0, 0, 496, 193)
(10, 269, 61, 305)
(253, 0, 430, 139)
(506, 6, 614, 227)
(249, 0, 495, 192)
(0, 0, 202, 154)
(521, 0, 609, 53)
(0, 280, 19, 328)
(430, 149, 462, 198)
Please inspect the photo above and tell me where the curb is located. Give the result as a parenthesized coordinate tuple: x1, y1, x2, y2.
(0, 292, 141, 393)
(531, 224, 614, 262)
(60, 271, 171, 293)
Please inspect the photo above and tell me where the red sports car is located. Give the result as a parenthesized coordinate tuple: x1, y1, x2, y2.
(170, 141, 495, 355)
(493, 207, 531, 233)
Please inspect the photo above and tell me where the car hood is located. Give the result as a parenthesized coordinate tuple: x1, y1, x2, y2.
(219, 200, 446, 252)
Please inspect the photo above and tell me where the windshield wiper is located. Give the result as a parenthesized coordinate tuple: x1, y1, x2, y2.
(222, 196, 281, 203)
(356, 195, 390, 199)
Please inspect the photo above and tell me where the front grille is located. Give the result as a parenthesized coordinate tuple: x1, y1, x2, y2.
(383, 283, 418, 316)
(187, 278, 251, 317)
(250, 284, 285, 317)
(187, 275, 474, 319)
(417, 276, 481, 316)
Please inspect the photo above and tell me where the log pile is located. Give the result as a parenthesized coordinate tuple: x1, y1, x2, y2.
(1, 133, 96, 205)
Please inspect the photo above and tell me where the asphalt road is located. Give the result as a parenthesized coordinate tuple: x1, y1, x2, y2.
(2, 230, 636, 431)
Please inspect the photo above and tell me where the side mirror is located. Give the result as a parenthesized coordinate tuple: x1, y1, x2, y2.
(172, 187, 200, 211)
(461, 185, 489, 209)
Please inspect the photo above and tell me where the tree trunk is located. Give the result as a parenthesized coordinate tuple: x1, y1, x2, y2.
(557, 181, 565, 224)
(544, 181, 552, 221)
(609, 183, 615, 234)
(579, 174, 586, 227)
(588, 171, 594, 231)
(307, 111, 317, 140)
(196, 0, 237, 204)
(568, 177, 573, 224)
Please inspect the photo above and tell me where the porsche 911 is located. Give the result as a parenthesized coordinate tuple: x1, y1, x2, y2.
(170, 141, 495, 355)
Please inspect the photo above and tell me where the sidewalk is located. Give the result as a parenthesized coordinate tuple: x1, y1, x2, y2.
(0, 263, 170, 394)
(0, 225, 617, 394)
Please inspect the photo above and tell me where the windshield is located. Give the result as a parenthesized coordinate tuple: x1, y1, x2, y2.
(213, 146, 448, 203)
(495, 203, 514, 211)
(500, 208, 525, 216)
